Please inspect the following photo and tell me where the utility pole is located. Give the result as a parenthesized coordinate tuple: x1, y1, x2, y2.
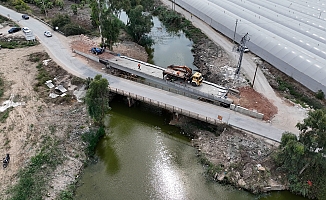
(252, 64, 259, 87)
(235, 33, 249, 78)
(233, 19, 238, 44)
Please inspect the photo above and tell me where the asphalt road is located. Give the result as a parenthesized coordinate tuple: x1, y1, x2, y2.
(0, 5, 286, 142)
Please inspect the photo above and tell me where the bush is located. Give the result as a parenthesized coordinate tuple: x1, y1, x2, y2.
(61, 23, 87, 36)
(51, 14, 71, 30)
(82, 127, 105, 156)
(316, 89, 325, 100)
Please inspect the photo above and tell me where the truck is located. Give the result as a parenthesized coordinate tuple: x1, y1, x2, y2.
(163, 65, 203, 86)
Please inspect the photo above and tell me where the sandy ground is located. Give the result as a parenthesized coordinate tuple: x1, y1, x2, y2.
(0, 37, 90, 199)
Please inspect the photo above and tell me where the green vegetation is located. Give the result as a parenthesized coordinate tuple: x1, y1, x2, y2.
(9, 138, 62, 200)
(126, 4, 153, 43)
(82, 126, 105, 157)
(0, 76, 4, 98)
(89, 0, 154, 46)
(316, 89, 325, 100)
(276, 77, 324, 109)
(101, 12, 123, 50)
(11, 0, 29, 11)
(153, 6, 205, 43)
(85, 74, 110, 125)
(0, 108, 11, 123)
(51, 14, 88, 36)
(0, 40, 38, 49)
(70, 4, 77, 15)
(274, 109, 326, 199)
(199, 155, 222, 178)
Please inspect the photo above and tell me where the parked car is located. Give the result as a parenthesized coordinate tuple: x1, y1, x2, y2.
(90, 47, 104, 55)
(22, 14, 29, 20)
(8, 27, 21, 34)
(44, 30, 52, 37)
(22, 27, 31, 33)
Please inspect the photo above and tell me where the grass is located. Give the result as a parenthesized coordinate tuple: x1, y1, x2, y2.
(0, 40, 39, 49)
(0, 108, 11, 123)
(9, 137, 62, 200)
(0, 76, 4, 98)
(276, 77, 324, 109)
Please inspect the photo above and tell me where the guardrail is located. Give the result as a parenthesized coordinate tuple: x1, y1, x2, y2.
(73, 49, 264, 120)
(109, 86, 277, 142)
(109, 87, 225, 125)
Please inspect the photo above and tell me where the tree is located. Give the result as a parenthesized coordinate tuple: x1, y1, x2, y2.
(85, 75, 110, 125)
(126, 5, 153, 43)
(274, 109, 326, 199)
(101, 12, 121, 50)
(297, 109, 326, 155)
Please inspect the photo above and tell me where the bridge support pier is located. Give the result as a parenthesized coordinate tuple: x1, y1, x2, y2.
(127, 97, 135, 107)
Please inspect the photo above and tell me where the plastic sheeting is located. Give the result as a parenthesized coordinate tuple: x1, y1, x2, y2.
(175, 0, 326, 95)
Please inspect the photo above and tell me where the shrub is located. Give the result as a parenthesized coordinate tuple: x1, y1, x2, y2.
(316, 89, 325, 100)
(82, 127, 105, 156)
(61, 23, 87, 36)
(51, 14, 71, 30)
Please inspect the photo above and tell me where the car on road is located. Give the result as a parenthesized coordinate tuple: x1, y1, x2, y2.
(22, 27, 31, 33)
(90, 47, 104, 55)
(22, 14, 29, 20)
(8, 27, 21, 34)
(44, 30, 52, 37)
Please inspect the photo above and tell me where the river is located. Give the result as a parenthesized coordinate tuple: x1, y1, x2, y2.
(74, 13, 308, 200)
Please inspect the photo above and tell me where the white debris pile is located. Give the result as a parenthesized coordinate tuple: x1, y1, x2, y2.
(0, 94, 25, 112)
(42, 59, 52, 66)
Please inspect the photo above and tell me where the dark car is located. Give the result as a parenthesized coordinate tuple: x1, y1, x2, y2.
(22, 14, 29, 20)
(90, 47, 104, 55)
(8, 27, 21, 34)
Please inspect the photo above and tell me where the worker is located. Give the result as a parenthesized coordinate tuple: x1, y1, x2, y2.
(138, 63, 141, 70)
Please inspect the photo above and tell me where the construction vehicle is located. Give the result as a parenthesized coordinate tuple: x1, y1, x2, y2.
(163, 65, 203, 86)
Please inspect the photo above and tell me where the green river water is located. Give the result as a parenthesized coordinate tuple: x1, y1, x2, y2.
(74, 99, 308, 200)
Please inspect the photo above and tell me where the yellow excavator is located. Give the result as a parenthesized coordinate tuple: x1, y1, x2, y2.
(163, 65, 203, 86)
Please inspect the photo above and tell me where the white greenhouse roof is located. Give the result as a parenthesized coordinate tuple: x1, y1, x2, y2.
(175, 0, 326, 95)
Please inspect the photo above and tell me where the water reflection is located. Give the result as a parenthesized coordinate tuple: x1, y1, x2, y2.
(148, 17, 195, 69)
(119, 11, 195, 69)
(74, 100, 255, 200)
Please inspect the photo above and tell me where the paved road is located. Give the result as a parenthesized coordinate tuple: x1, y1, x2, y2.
(0, 5, 286, 142)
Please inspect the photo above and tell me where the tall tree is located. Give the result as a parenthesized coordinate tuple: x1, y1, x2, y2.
(126, 5, 153, 43)
(85, 75, 110, 125)
(274, 109, 326, 199)
(297, 109, 326, 154)
(101, 11, 121, 50)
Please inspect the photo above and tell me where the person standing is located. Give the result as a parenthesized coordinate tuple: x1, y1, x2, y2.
(138, 63, 141, 70)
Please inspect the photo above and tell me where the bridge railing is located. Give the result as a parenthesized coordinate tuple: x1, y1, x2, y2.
(109, 87, 224, 125)
(121, 77, 232, 106)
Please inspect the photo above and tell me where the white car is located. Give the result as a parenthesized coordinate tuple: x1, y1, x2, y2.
(22, 27, 31, 33)
(44, 31, 52, 37)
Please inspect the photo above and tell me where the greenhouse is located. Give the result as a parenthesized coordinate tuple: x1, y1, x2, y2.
(175, 0, 326, 95)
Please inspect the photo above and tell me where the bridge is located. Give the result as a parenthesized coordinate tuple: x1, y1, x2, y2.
(73, 49, 283, 142)
(0, 5, 285, 142)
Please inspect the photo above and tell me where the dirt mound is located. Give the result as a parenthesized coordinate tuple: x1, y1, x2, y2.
(230, 86, 278, 121)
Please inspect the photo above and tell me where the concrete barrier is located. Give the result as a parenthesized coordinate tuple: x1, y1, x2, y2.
(230, 104, 264, 120)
